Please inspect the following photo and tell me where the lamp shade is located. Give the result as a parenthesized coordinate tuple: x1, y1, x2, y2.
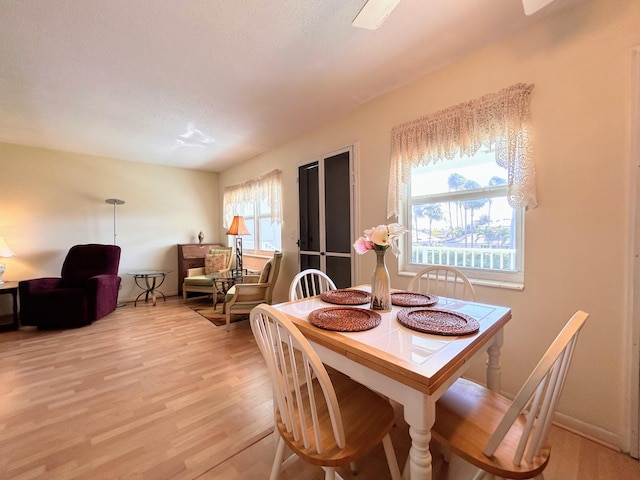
(0, 237, 15, 258)
(226, 216, 250, 236)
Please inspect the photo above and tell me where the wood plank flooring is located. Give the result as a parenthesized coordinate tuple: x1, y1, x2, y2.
(1, 297, 638, 479)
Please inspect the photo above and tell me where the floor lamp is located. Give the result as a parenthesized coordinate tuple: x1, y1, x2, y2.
(226, 216, 250, 274)
(105, 198, 125, 245)
(105, 198, 126, 307)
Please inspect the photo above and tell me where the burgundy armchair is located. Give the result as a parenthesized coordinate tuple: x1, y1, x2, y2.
(19, 244, 122, 329)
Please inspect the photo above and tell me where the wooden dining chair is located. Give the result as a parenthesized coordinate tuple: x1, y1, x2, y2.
(250, 304, 402, 480)
(432, 310, 589, 480)
(289, 269, 337, 301)
(408, 265, 476, 301)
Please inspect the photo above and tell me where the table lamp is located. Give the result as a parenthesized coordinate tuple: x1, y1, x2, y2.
(226, 216, 250, 273)
(0, 237, 16, 285)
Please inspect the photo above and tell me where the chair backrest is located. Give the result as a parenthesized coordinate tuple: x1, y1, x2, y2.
(205, 247, 233, 273)
(407, 265, 476, 301)
(61, 244, 121, 286)
(289, 269, 337, 301)
(484, 310, 589, 466)
(250, 304, 345, 453)
(262, 252, 283, 304)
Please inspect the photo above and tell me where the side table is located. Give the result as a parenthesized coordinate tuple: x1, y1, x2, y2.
(0, 281, 19, 331)
(128, 270, 171, 306)
(210, 271, 244, 310)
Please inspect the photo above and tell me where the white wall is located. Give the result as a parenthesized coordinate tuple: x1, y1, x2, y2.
(219, 0, 640, 451)
(0, 143, 220, 303)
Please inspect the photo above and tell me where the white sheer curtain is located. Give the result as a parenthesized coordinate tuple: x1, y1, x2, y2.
(387, 83, 537, 218)
(223, 169, 282, 226)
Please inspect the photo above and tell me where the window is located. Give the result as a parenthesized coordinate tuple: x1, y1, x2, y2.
(387, 83, 537, 287)
(224, 169, 282, 256)
(405, 149, 523, 284)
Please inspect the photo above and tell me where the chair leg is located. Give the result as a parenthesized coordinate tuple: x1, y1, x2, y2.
(382, 433, 402, 480)
(322, 466, 336, 480)
(349, 461, 358, 474)
(226, 312, 231, 332)
(269, 437, 286, 480)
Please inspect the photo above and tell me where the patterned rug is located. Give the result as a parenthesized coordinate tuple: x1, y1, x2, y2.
(188, 298, 249, 327)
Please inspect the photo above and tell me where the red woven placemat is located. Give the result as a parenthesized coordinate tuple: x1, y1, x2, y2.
(320, 289, 372, 305)
(397, 308, 479, 336)
(391, 291, 438, 307)
(309, 307, 381, 332)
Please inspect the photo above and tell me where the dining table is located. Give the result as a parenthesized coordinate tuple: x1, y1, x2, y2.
(272, 285, 511, 480)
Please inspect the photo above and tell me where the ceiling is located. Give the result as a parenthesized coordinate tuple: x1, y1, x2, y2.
(0, 0, 587, 172)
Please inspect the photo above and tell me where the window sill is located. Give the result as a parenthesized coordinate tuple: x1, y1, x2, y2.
(397, 271, 524, 291)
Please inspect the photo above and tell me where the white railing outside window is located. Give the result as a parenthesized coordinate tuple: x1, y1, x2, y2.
(411, 245, 516, 271)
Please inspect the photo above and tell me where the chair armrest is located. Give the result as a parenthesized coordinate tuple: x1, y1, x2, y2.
(19, 277, 63, 294)
(226, 282, 270, 304)
(86, 274, 121, 293)
(186, 267, 206, 277)
(242, 274, 261, 283)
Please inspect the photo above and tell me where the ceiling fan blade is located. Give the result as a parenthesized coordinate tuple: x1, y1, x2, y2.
(522, 0, 556, 15)
(352, 0, 402, 30)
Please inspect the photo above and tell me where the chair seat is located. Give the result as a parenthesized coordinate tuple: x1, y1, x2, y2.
(183, 275, 214, 286)
(276, 368, 396, 467)
(433, 378, 550, 479)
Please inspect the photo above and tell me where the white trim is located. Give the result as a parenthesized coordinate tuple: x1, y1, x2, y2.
(398, 270, 524, 291)
(351, 142, 360, 286)
(628, 45, 640, 459)
(295, 145, 356, 284)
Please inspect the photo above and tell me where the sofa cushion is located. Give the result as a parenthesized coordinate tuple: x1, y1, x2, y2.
(205, 253, 227, 274)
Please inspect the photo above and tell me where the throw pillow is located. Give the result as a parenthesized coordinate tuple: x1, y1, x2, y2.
(205, 253, 227, 274)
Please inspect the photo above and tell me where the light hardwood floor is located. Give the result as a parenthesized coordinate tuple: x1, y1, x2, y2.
(1, 297, 638, 479)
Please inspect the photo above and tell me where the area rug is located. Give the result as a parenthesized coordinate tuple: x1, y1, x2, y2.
(188, 299, 249, 327)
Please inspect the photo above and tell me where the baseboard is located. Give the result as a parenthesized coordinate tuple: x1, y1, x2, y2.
(554, 411, 626, 453)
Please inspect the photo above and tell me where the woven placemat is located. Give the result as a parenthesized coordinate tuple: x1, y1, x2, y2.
(320, 289, 372, 305)
(309, 307, 381, 332)
(391, 291, 438, 307)
(397, 308, 480, 336)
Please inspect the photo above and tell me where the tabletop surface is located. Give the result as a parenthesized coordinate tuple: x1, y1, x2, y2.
(274, 285, 511, 395)
(127, 270, 171, 276)
(0, 281, 18, 291)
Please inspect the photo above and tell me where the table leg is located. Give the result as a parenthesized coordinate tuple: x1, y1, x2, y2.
(11, 289, 19, 329)
(144, 276, 158, 306)
(486, 328, 504, 392)
(402, 395, 436, 480)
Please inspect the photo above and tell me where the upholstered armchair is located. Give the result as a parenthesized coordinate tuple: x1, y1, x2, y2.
(19, 244, 122, 329)
(223, 251, 282, 331)
(182, 246, 233, 301)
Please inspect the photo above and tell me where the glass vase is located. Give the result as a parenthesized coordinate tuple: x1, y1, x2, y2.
(370, 248, 391, 312)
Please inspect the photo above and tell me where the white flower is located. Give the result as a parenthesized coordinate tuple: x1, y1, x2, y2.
(352, 223, 408, 257)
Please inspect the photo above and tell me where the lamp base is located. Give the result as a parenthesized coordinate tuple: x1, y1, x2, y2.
(235, 236, 243, 272)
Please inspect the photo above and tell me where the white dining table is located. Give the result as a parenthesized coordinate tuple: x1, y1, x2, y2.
(273, 285, 511, 480)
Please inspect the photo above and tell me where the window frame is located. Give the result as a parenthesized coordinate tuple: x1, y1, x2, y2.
(400, 162, 525, 288)
(228, 200, 281, 256)
(223, 169, 282, 258)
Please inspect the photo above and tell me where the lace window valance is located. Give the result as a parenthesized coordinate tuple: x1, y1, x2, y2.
(387, 83, 537, 218)
(224, 169, 282, 225)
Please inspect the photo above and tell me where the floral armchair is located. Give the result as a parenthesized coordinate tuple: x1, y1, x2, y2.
(182, 246, 233, 301)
